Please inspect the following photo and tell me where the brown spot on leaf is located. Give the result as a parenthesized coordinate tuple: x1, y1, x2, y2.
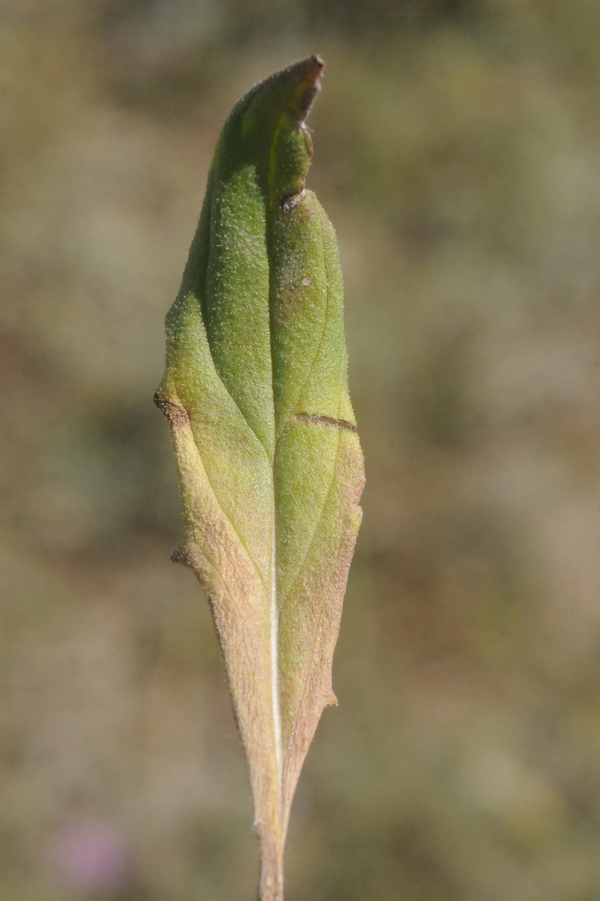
(292, 412, 357, 432)
(153, 390, 189, 430)
(281, 189, 306, 213)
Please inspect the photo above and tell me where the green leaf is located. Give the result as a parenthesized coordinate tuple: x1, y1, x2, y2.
(155, 56, 364, 901)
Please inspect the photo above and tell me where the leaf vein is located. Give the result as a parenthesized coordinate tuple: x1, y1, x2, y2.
(195, 430, 271, 597)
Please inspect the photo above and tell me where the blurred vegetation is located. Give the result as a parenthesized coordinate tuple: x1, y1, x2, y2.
(2, 1, 600, 899)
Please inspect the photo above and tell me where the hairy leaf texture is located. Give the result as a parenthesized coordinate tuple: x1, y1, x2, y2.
(155, 56, 364, 901)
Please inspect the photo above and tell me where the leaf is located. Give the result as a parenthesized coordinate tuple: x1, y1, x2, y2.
(155, 56, 364, 901)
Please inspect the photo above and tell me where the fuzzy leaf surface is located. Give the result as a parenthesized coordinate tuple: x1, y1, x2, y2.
(155, 56, 364, 901)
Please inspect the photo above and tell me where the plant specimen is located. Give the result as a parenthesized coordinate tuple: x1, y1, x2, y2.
(155, 55, 364, 901)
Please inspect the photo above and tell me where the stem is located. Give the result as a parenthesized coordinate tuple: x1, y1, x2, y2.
(258, 828, 284, 901)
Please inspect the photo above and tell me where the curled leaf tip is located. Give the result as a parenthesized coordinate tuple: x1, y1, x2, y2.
(285, 54, 324, 123)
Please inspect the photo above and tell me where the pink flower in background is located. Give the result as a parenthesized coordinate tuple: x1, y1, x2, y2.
(47, 816, 132, 894)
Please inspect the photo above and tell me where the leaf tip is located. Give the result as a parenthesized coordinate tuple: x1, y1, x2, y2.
(290, 54, 324, 124)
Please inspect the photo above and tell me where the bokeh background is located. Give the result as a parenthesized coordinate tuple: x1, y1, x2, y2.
(2, 1, 600, 899)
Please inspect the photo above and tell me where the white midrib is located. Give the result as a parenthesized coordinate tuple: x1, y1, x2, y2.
(270, 518, 283, 815)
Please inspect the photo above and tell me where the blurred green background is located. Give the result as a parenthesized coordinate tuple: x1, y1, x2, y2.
(2, 1, 600, 899)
